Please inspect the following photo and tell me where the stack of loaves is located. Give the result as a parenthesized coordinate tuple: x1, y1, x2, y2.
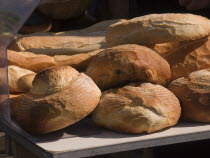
(8, 13, 210, 135)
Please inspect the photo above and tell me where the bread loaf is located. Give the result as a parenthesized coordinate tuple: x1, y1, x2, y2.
(7, 49, 102, 72)
(8, 65, 35, 93)
(92, 83, 181, 133)
(169, 37, 210, 80)
(9, 31, 106, 55)
(9, 19, 127, 55)
(168, 69, 210, 122)
(7, 50, 56, 72)
(86, 44, 171, 90)
(106, 13, 210, 46)
(10, 66, 101, 134)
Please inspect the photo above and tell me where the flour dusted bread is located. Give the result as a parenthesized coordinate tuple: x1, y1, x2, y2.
(168, 69, 210, 122)
(86, 44, 171, 90)
(106, 13, 210, 46)
(92, 83, 181, 133)
(10, 66, 101, 134)
(8, 65, 35, 93)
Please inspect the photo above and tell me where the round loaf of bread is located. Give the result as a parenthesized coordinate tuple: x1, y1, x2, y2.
(86, 44, 171, 90)
(168, 69, 210, 122)
(92, 83, 181, 133)
(11, 66, 101, 134)
(106, 13, 210, 46)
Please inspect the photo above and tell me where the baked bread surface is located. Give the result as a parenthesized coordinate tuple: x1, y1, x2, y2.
(11, 66, 101, 134)
(86, 44, 171, 90)
(168, 69, 210, 122)
(92, 83, 181, 133)
(106, 13, 210, 46)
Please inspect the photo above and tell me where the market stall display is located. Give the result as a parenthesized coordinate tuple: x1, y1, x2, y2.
(1, 1, 210, 156)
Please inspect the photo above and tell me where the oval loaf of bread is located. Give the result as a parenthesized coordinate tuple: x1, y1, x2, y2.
(92, 83, 181, 134)
(106, 13, 210, 46)
(168, 69, 210, 122)
(86, 44, 171, 90)
(11, 66, 101, 134)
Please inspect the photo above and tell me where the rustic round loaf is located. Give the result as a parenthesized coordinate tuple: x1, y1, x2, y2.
(168, 69, 210, 122)
(92, 83, 181, 134)
(106, 13, 210, 46)
(11, 66, 101, 134)
(86, 44, 171, 90)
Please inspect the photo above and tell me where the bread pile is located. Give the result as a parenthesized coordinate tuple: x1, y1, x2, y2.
(8, 13, 210, 135)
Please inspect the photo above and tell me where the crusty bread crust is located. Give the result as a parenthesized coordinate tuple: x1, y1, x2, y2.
(10, 66, 101, 134)
(92, 83, 181, 133)
(7, 49, 103, 72)
(168, 69, 210, 122)
(106, 14, 210, 46)
(86, 44, 171, 90)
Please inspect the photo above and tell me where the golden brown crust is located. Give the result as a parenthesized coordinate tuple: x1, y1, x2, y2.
(7, 49, 103, 72)
(106, 13, 210, 46)
(9, 32, 106, 55)
(163, 36, 210, 80)
(149, 42, 180, 56)
(168, 69, 210, 122)
(92, 83, 181, 133)
(7, 50, 56, 73)
(86, 44, 171, 90)
(8, 65, 35, 93)
(17, 73, 36, 92)
(54, 49, 103, 71)
(11, 66, 101, 134)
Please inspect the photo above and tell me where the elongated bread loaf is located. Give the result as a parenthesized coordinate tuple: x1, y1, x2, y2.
(106, 13, 210, 46)
(86, 44, 171, 90)
(7, 49, 102, 72)
(9, 31, 106, 55)
(9, 19, 125, 55)
(168, 69, 210, 122)
(10, 66, 101, 134)
(7, 50, 56, 72)
(8, 65, 35, 93)
(92, 83, 181, 133)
